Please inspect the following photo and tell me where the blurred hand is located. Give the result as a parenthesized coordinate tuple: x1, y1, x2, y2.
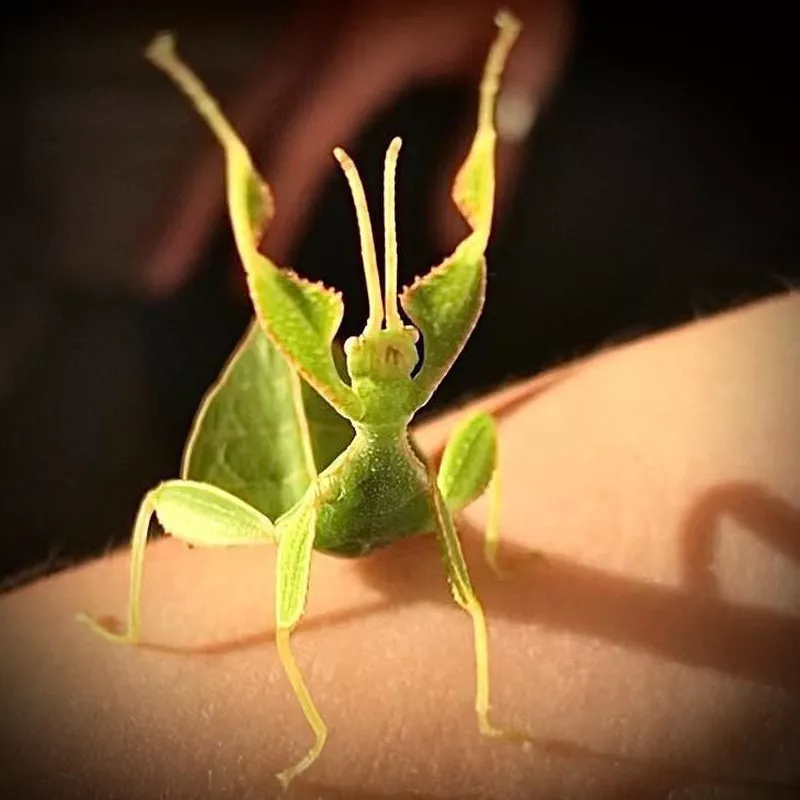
(139, 0, 574, 297)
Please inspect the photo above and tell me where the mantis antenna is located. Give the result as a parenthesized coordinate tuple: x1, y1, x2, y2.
(383, 137, 403, 331)
(333, 147, 383, 335)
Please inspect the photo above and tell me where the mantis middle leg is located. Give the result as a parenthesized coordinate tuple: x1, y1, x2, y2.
(437, 410, 503, 575)
(432, 415, 530, 743)
(77, 480, 276, 644)
(429, 481, 529, 743)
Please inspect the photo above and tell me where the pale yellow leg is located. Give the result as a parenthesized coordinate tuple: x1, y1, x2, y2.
(76, 490, 155, 644)
(275, 628, 328, 790)
(430, 481, 531, 744)
(273, 504, 327, 788)
(77, 480, 275, 644)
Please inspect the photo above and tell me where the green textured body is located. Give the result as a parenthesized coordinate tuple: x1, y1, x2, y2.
(309, 425, 434, 557)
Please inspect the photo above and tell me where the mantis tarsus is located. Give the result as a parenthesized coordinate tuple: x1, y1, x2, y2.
(79, 9, 527, 788)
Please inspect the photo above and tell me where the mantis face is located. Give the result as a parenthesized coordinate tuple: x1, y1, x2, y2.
(334, 137, 419, 390)
(335, 136, 421, 419)
(344, 328, 421, 426)
(344, 328, 420, 382)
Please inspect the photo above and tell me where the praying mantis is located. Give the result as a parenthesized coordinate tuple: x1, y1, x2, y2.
(79, 9, 526, 789)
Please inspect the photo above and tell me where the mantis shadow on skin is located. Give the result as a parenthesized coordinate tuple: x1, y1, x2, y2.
(137, 479, 800, 693)
(680, 479, 800, 599)
(361, 484, 800, 693)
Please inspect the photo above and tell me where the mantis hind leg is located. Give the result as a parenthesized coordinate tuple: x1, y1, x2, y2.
(437, 410, 504, 575)
(429, 479, 530, 744)
(272, 504, 327, 789)
(77, 479, 276, 644)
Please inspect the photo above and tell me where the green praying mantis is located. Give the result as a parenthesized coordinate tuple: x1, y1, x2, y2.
(78, 9, 527, 789)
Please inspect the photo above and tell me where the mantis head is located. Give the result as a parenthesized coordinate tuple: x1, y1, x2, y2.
(335, 137, 421, 384)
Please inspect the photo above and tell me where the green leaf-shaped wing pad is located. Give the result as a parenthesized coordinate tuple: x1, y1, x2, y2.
(183, 322, 353, 520)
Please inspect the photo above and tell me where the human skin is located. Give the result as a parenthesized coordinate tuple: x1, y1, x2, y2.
(1, 292, 798, 799)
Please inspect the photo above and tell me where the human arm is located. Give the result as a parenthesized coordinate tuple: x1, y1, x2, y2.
(1, 292, 798, 799)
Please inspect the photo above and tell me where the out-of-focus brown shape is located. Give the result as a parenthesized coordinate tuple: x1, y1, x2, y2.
(139, 0, 575, 298)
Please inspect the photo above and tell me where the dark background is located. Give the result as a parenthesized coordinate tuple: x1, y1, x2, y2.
(1, 2, 798, 583)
